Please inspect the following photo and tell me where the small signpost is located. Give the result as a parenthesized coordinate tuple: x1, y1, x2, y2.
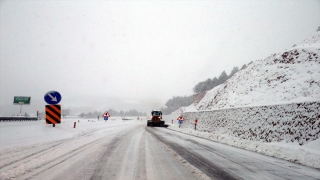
(13, 96, 31, 115)
(177, 116, 184, 128)
(44, 91, 62, 127)
(102, 111, 110, 122)
(45, 104, 61, 127)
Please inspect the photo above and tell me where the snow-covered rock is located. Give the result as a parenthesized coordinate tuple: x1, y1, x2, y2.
(194, 32, 320, 110)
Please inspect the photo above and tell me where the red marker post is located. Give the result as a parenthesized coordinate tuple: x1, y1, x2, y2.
(194, 119, 198, 130)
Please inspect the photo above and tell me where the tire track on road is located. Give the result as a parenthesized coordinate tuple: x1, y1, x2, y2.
(89, 126, 143, 180)
(88, 136, 121, 180)
(0, 127, 125, 180)
(15, 137, 107, 180)
(146, 127, 239, 180)
(0, 140, 68, 169)
(0, 124, 122, 169)
(133, 131, 147, 180)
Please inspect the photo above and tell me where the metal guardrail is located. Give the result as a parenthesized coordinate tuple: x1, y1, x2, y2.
(0, 117, 38, 121)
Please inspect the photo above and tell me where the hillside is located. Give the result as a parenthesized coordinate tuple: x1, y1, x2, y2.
(168, 32, 320, 169)
(183, 32, 320, 112)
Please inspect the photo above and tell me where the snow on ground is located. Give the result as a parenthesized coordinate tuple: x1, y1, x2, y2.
(0, 117, 141, 149)
(167, 32, 320, 169)
(0, 116, 319, 173)
(166, 121, 320, 169)
(0, 118, 151, 179)
(174, 32, 319, 113)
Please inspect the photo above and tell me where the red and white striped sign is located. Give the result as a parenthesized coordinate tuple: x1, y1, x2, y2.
(102, 111, 110, 117)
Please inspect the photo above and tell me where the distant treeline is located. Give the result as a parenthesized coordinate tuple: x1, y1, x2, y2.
(161, 61, 253, 114)
(192, 62, 252, 94)
(160, 95, 193, 115)
(79, 109, 147, 118)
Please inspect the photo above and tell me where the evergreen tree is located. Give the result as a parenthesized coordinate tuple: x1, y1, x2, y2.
(192, 83, 198, 93)
(78, 109, 146, 118)
(240, 64, 247, 70)
(192, 64, 249, 94)
(228, 66, 239, 79)
(247, 61, 253, 66)
(211, 77, 220, 88)
(218, 71, 228, 82)
(79, 113, 84, 118)
(204, 78, 212, 90)
(108, 109, 118, 116)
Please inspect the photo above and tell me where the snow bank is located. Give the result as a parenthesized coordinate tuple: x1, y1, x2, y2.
(167, 125, 320, 169)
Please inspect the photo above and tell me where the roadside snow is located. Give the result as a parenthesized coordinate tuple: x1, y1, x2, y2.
(0, 117, 138, 149)
(168, 33, 320, 172)
(167, 124, 320, 169)
(0, 118, 147, 179)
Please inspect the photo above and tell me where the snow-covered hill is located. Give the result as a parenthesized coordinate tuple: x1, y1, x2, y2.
(168, 32, 320, 169)
(186, 32, 320, 111)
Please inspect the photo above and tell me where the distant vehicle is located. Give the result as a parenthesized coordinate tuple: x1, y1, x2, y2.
(122, 117, 133, 120)
(147, 110, 165, 127)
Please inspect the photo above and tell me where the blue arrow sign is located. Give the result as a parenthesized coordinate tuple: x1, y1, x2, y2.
(44, 91, 62, 105)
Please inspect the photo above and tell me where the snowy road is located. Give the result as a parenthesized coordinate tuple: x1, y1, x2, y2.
(0, 121, 199, 180)
(147, 127, 320, 180)
(0, 120, 319, 180)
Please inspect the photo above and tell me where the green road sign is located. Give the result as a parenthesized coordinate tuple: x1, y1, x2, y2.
(13, 96, 31, 105)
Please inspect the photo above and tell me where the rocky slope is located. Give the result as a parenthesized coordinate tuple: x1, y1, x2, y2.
(187, 32, 320, 112)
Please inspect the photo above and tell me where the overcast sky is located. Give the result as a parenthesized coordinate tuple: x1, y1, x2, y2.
(1, 0, 320, 115)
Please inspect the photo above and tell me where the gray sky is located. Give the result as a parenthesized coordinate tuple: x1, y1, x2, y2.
(1, 0, 320, 115)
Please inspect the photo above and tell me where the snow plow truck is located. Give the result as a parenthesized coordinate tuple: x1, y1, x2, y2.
(147, 110, 165, 127)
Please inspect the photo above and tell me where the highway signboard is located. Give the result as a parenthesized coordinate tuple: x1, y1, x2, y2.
(13, 96, 31, 105)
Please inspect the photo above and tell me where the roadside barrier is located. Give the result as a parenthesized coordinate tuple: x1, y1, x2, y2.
(183, 101, 320, 145)
(0, 117, 38, 121)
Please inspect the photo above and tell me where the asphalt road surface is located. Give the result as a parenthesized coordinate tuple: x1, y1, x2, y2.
(0, 123, 319, 180)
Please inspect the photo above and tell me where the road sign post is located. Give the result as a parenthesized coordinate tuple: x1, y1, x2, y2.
(44, 91, 62, 105)
(13, 96, 31, 115)
(45, 104, 61, 127)
(102, 111, 110, 122)
(44, 91, 62, 127)
(194, 119, 198, 130)
(177, 116, 184, 128)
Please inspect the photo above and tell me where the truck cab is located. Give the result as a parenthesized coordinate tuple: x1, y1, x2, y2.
(147, 110, 165, 127)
